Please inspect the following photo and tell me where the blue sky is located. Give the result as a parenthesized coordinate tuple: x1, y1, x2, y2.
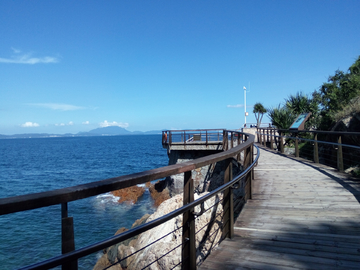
(1, 0, 359, 135)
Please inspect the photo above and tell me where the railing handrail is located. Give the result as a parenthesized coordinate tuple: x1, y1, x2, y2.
(21, 144, 260, 270)
(256, 127, 360, 174)
(257, 127, 360, 136)
(0, 130, 252, 216)
(163, 129, 225, 133)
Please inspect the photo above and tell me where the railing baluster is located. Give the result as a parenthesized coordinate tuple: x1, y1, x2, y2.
(295, 134, 299, 157)
(182, 171, 196, 270)
(337, 135, 344, 172)
(244, 145, 252, 200)
(270, 129, 273, 150)
(262, 129, 266, 146)
(61, 203, 77, 270)
(222, 159, 233, 239)
(314, 133, 319, 163)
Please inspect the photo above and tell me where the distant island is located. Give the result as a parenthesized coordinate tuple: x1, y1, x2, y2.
(0, 126, 163, 139)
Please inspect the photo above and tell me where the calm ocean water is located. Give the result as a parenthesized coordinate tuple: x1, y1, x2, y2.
(0, 135, 168, 270)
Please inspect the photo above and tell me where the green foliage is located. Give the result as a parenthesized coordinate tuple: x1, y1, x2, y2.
(314, 56, 360, 129)
(285, 92, 320, 129)
(265, 56, 360, 131)
(267, 92, 319, 129)
(267, 105, 295, 129)
(253, 102, 267, 126)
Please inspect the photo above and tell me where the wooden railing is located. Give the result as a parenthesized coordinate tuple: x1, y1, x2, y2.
(257, 128, 360, 173)
(0, 129, 258, 270)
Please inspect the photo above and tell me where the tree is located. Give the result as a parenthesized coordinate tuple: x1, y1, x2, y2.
(285, 92, 320, 129)
(315, 56, 360, 129)
(253, 102, 267, 127)
(267, 105, 295, 129)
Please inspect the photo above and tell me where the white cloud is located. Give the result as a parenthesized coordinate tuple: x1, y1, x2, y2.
(0, 50, 59, 64)
(100, 120, 129, 128)
(227, 104, 253, 108)
(11, 47, 21, 54)
(30, 103, 85, 111)
(21, 122, 40, 127)
(55, 122, 73, 126)
(82, 121, 90, 125)
(227, 104, 244, 108)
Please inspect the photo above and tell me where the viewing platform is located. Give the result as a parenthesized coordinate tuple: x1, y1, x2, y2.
(200, 145, 360, 270)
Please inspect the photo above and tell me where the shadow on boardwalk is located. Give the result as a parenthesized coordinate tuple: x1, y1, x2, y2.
(200, 146, 360, 270)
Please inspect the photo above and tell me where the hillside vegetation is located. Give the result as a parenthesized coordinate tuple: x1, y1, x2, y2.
(266, 56, 360, 131)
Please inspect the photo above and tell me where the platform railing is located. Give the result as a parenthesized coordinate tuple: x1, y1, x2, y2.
(257, 128, 360, 173)
(0, 129, 258, 270)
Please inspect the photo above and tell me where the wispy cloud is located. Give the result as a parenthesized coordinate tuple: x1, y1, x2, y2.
(82, 121, 90, 125)
(100, 120, 129, 128)
(11, 47, 21, 54)
(227, 104, 253, 108)
(55, 121, 74, 126)
(21, 122, 40, 127)
(0, 49, 59, 64)
(29, 103, 85, 111)
(227, 104, 244, 108)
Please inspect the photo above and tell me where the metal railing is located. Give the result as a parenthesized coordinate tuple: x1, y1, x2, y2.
(257, 128, 360, 173)
(0, 129, 258, 270)
(162, 129, 247, 151)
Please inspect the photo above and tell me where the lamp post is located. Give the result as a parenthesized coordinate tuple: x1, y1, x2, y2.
(243, 86, 248, 127)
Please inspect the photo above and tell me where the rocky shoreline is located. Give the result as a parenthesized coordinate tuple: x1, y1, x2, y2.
(94, 158, 243, 269)
(93, 192, 225, 270)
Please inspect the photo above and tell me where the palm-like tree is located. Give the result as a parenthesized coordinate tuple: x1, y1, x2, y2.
(285, 92, 320, 129)
(253, 102, 267, 127)
(267, 105, 295, 129)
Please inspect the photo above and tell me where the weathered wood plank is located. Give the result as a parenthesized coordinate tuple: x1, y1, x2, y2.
(199, 146, 360, 270)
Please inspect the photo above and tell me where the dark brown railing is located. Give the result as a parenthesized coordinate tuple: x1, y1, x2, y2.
(0, 129, 258, 270)
(257, 128, 360, 173)
(162, 129, 247, 151)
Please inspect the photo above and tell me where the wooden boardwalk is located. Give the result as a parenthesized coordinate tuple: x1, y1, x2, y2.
(200, 145, 360, 270)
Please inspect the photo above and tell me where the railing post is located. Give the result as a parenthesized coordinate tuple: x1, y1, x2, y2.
(222, 159, 234, 239)
(270, 129, 273, 150)
(314, 133, 319, 163)
(266, 129, 269, 147)
(295, 134, 299, 157)
(244, 145, 252, 200)
(258, 128, 262, 145)
(223, 130, 228, 151)
(182, 171, 196, 270)
(61, 203, 77, 270)
(231, 132, 234, 149)
(280, 131, 284, 154)
(262, 129, 266, 146)
(169, 131, 172, 145)
(237, 132, 241, 162)
(337, 135, 344, 172)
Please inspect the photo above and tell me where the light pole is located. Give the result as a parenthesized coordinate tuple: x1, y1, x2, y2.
(243, 86, 248, 127)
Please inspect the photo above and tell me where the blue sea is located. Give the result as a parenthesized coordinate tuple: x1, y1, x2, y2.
(0, 135, 168, 270)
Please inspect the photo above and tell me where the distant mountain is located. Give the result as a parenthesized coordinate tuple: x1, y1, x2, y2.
(0, 127, 164, 139)
(87, 126, 132, 135)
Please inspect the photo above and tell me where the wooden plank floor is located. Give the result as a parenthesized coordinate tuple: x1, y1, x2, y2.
(200, 145, 360, 270)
